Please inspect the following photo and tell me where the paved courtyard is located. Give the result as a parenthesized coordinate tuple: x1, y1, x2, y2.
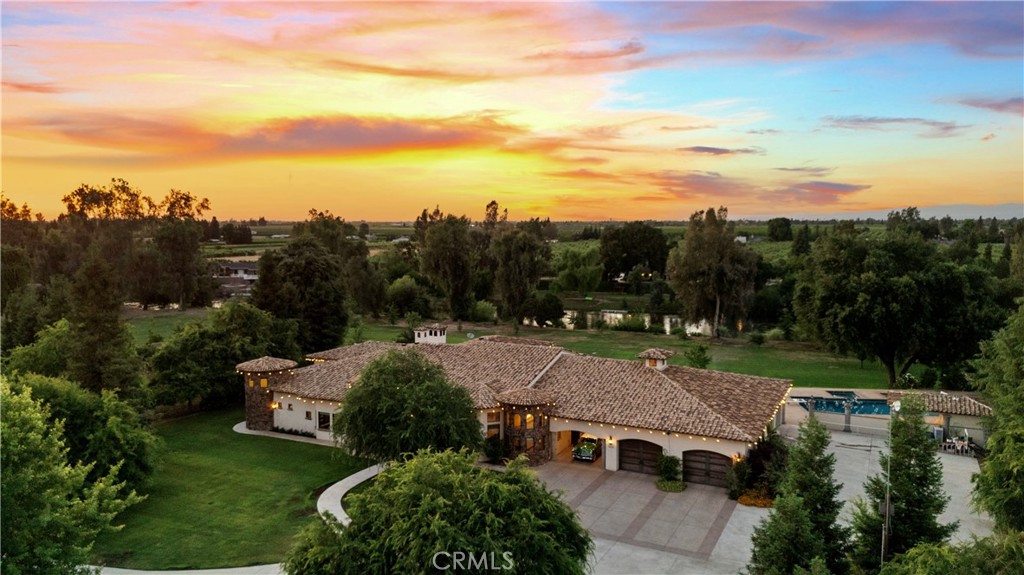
(536, 427, 993, 575)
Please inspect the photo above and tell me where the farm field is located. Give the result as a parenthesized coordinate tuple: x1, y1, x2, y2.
(91, 408, 366, 570)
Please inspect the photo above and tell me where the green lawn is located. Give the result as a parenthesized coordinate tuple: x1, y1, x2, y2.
(91, 408, 367, 570)
(124, 308, 212, 345)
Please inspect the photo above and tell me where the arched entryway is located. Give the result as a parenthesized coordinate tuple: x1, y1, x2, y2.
(618, 439, 664, 474)
(683, 450, 731, 487)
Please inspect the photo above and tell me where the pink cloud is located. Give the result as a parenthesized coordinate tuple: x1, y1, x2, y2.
(763, 180, 872, 205)
(958, 97, 1024, 116)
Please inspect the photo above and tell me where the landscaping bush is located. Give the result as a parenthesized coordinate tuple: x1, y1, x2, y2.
(483, 434, 506, 464)
(764, 327, 786, 341)
(737, 485, 775, 508)
(469, 300, 496, 323)
(684, 344, 712, 369)
(610, 315, 649, 332)
(726, 459, 750, 500)
(273, 426, 316, 438)
(749, 332, 766, 346)
(656, 454, 681, 482)
(671, 327, 689, 340)
(745, 426, 789, 499)
(656, 479, 686, 493)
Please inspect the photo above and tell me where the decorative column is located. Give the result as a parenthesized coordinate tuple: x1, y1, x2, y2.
(235, 356, 298, 431)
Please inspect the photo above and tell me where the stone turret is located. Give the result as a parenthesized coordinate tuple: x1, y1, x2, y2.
(236, 356, 297, 431)
(497, 388, 556, 466)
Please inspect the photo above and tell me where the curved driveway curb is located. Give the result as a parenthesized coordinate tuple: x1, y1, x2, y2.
(316, 463, 385, 525)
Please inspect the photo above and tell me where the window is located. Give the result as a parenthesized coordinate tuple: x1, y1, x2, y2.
(287, 403, 293, 411)
(317, 412, 331, 431)
(525, 413, 534, 429)
(260, 378, 268, 388)
(513, 414, 522, 428)
(248, 379, 254, 388)
(487, 425, 500, 438)
(305, 411, 312, 420)
(526, 438, 535, 451)
(648, 359, 657, 367)
(487, 412, 500, 423)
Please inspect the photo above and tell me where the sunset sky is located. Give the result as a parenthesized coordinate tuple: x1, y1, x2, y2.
(3, 1, 1022, 221)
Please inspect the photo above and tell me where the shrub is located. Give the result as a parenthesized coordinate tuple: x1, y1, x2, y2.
(671, 327, 689, 340)
(656, 454, 681, 482)
(571, 311, 589, 330)
(738, 485, 775, 508)
(726, 459, 750, 500)
(273, 426, 316, 438)
(610, 315, 648, 332)
(469, 300, 496, 323)
(656, 479, 686, 492)
(764, 327, 786, 341)
(684, 344, 712, 369)
(749, 332, 766, 346)
(483, 434, 506, 464)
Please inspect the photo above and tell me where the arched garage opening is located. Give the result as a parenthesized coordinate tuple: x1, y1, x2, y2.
(683, 450, 731, 487)
(618, 439, 664, 474)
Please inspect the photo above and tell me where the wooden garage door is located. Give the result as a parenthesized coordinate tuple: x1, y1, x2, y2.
(683, 450, 730, 487)
(619, 440, 663, 474)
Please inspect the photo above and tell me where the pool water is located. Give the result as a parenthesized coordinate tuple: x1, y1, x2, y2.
(793, 397, 891, 416)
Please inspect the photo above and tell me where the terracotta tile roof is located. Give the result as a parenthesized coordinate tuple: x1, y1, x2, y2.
(638, 348, 674, 360)
(533, 355, 787, 442)
(477, 335, 557, 347)
(887, 391, 992, 417)
(266, 339, 792, 441)
(662, 366, 791, 442)
(496, 387, 557, 406)
(235, 356, 297, 372)
(305, 341, 399, 362)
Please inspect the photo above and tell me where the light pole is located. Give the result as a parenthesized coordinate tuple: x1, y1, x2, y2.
(881, 400, 901, 568)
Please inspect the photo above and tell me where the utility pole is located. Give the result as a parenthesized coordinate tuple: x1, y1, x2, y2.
(881, 400, 901, 568)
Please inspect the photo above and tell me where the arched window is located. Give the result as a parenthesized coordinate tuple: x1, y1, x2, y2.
(513, 414, 522, 428)
(525, 413, 535, 429)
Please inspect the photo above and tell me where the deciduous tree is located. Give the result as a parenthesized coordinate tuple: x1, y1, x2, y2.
(667, 207, 758, 337)
(284, 450, 593, 575)
(1, 380, 142, 575)
(332, 349, 482, 462)
(252, 237, 348, 352)
(551, 246, 603, 294)
(793, 228, 1004, 386)
(599, 221, 669, 280)
(420, 215, 475, 320)
(491, 227, 549, 324)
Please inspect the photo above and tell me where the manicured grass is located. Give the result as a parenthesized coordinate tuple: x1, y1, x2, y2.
(91, 408, 367, 570)
(124, 308, 211, 345)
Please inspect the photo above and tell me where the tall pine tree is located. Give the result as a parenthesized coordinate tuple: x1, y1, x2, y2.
(747, 494, 824, 575)
(780, 415, 852, 575)
(850, 396, 957, 574)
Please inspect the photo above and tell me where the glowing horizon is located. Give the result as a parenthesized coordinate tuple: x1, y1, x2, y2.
(2, 2, 1022, 221)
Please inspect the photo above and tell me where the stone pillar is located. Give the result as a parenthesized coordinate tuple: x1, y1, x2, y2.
(844, 400, 853, 433)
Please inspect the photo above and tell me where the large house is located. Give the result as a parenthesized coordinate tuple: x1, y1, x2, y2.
(236, 327, 792, 487)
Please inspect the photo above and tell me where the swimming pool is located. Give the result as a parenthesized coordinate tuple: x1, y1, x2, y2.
(793, 397, 891, 416)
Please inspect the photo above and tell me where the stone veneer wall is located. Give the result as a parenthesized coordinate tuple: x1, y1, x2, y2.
(242, 371, 288, 430)
(503, 404, 554, 465)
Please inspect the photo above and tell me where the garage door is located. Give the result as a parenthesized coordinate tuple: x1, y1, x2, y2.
(683, 450, 731, 487)
(619, 439, 663, 474)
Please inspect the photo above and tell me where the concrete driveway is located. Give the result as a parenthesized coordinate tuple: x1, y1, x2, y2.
(535, 427, 993, 575)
